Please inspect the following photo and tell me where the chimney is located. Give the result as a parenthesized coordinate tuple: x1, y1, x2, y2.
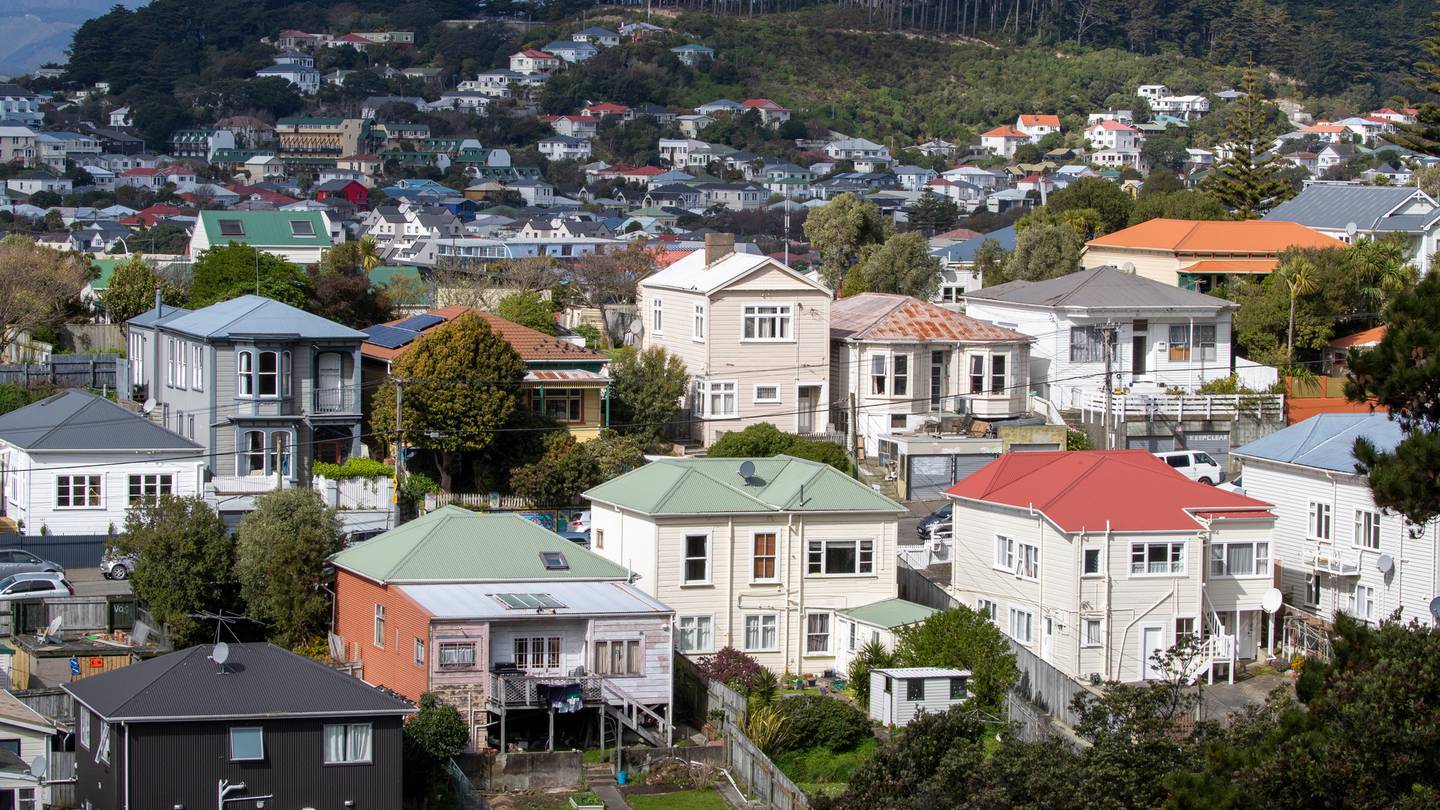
(154, 286, 163, 318)
(704, 232, 735, 267)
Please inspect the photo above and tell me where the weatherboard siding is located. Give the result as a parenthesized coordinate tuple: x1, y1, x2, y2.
(5, 449, 205, 536)
(591, 616, 673, 704)
(334, 570, 432, 701)
(1079, 247, 1183, 286)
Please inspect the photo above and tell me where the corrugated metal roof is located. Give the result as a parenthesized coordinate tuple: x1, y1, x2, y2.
(967, 266, 1236, 312)
(1086, 218, 1341, 252)
(837, 598, 937, 629)
(583, 456, 904, 515)
(641, 249, 825, 295)
(831, 293, 1031, 343)
(872, 667, 969, 678)
(1263, 185, 1429, 230)
(330, 507, 630, 583)
(156, 295, 367, 341)
(64, 643, 412, 721)
(361, 307, 607, 364)
(1232, 413, 1400, 473)
(0, 391, 201, 452)
(400, 580, 670, 619)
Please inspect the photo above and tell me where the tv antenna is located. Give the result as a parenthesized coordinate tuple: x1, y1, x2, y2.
(188, 608, 253, 647)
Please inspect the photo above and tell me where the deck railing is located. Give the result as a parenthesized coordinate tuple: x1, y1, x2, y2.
(1072, 389, 1284, 420)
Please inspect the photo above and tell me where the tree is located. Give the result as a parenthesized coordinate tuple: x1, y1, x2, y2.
(305, 263, 393, 329)
(972, 238, 1011, 287)
(1388, 12, 1440, 156)
(1138, 168, 1185, 197)
(583, 429, 648, 480)
(1140, 134, 1188, 175)
(101, 255, 186, 323)
(841, 232, 942, 299)
(115, 496, 235, 647)
(1415, 165, 1440, 198)
(907, 194, 961, 235)
(568, 245, 651, 346)
(1128, 190, 1231, 225)
(708, 422, 851, 473)
(1278, 255, 1321, 362)
(0, 237, 93, 360)
(234, 488, 344, 648)
(892, 607, 1018, 712)
(403, 693, 469, 805)
(371, 313, 528, 491)
(1045, 177, 1134, 235)
(1204, 66, 1293, 218)
(495, 290, 558, 335)
(803, 193, 888, 292)
(509, 433, 600, 507)
(997, 221, 1083, 285)
(189, 244, 311, 309)
(608, 346, 689, 439)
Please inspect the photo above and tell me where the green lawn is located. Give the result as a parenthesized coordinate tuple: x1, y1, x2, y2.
(507, 795, 574, 810)
(799, 782, 848, 798)
(773, 738, 877, 787)
(627, 788, 729, 810)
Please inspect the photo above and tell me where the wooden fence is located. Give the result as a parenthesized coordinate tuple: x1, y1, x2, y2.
(49, 751, 75, 808)
(0, 354, 129, 397)
(14, 688, 73, 724)
(0, 594, 135, 638)
(674, 654, 747, 728)
(897, 560, 959, 610)
(723, 718, 811, 810)
(59, 324, 124, 354)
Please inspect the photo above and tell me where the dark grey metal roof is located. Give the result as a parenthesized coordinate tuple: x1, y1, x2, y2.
(966, 266, 1236, 311)
(1263, 185, 1429, 230)
(65, 643, 413, 722)
(0, 391, 201, 452)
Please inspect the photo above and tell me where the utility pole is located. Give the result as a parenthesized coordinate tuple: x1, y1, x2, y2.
(392, 377, 406, 520)
(848, 392, 859, 458)
(1099, 322, 1117, 450)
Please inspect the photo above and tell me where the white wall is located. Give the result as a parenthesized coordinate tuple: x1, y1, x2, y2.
(2, 447, 205, 536)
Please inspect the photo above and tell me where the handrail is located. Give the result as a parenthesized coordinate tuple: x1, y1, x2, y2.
(600, 677, 669, 740)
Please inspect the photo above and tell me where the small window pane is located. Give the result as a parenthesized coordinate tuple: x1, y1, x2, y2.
(230, 727, 264, 761)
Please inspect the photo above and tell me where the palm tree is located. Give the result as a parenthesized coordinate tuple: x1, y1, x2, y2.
(1279, 256, 1320, 362)
(356, 236, 382, 273)
(1351, 235, 1415, 321)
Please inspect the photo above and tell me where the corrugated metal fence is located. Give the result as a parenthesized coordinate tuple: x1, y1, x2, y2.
(0, 534, 107, 569)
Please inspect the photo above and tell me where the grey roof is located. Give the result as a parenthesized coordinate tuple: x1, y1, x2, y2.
(136, 295, 367, 341)
(932, 225, 1017, 262)
(1232, 413, 1400, 474)
(1263, 185, 1433, 231)
(966, 266, 1237, 312)
(0, 390, 200, 453)
(65, 643, 413, 722)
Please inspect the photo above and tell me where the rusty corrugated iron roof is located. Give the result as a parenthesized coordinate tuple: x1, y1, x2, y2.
(830, 293, 1031, 343)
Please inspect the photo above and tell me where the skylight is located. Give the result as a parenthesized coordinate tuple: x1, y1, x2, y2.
(217, 219, 245, 237)
(539, 552, 569, 571)
(493, 593, 566, 610)
(289, 219, 315, 236)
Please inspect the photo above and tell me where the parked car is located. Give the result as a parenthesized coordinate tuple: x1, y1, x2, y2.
(0, 549, 64, 578)
(1153, 450, 1224, 485)
(917, 504, 952, 538)
(568, 510, 592, 534)
(101, 550, 138, 580)
(0, 572, 74, 601)
(1216, 475, 1245, 495)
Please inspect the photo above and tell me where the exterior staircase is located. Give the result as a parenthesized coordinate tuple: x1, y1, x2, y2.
(601, 679, 670, 747)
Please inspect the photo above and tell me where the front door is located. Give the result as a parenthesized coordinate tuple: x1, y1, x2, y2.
(1235, 611, 1257, 659)
(797, 386, 818, 435)
(1141, 625, 1166, 679)
(1041, 617, 1054, 663)
(1132, 335, 1148, 375)
(929, 351, 946, 410)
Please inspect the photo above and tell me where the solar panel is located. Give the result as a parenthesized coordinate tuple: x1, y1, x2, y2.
(493, 593, 567, 610)
(362, 324, 419, 350)
(394, 313, 445, 332)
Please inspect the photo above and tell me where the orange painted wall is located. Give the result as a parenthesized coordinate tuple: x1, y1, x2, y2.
(335, 569, 431, 702)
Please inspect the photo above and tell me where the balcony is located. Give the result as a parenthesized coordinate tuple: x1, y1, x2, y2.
(487, 671, 604, 709)
(1312, 543, 1361, 577)
(1072, 389, 1284, 421)
(312, 384, 359, 416)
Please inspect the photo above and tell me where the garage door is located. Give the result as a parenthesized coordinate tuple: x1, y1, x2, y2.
(907, 453, 1000, 501)
(1008, 443, 1059, 452)
(1183, 432, 1232, 475)
(1126, 435, 1175, 453)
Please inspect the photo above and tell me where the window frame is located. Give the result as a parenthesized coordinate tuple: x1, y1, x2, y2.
(414, 637, 425, 666)
(976, 598, 998, 623)
(949, 677, 969, 701)
(1353, 509, 1381, 550)
(752, 384, 780, 404)
(892, 353, 909, 397)
(531, 388, 586, 424)
(871, 354, 887, 395)
(742, 612, 779, 652)
(805, 538, 876, 577)
(322, 722, 373, 766)
(692, 303, 705, 342)
(751, 530, 778, 583)
(1208, 540, 1270, 578)
(126, 473, 174, 505)
(55, 474, 102, 509)
(681, 532, 712, 585)
(993, 535, 1016, 572)
(229, 726, 265, 762)
(1350, 584, 1376, 623)
(1007, 607, 1034, 643)
(676, 614, 714, 653)
(593, 638, 643, 676)
(1309, 501, 1333, 540)
(437, 641, 476, 670)
(703, 380, 737, 419)
(1069, 326, 1106, 363)
(989, 353, 1006, 394)
(1017, 542, 1039, 581)
(373, 603, 386, 648)
(192, 342, 204, 390)
(906, 678, 925, 701)
(804, 610, 832, 656)
(1168, 324, 1192, 362)
(741, 303, 794, 342)
(1082, 618, 1103, 647)
(1129, 541, 1186, 576)
(969, 354, 985, 394)
(237, 349, 254, 397)
(1081, 546, 1103, 577)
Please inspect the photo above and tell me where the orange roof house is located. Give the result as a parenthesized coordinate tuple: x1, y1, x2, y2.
(1017, 114, 1061, 129)
(1081, 218, 1343, 290)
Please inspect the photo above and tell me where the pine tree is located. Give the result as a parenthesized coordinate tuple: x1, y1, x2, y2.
(1203, 66, 1292, 218)
(1388, 12, 1440, 156)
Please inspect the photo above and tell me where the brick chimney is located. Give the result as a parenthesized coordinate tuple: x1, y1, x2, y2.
(704, 232, 735, 266)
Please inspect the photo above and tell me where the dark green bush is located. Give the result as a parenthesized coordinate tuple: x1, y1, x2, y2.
(311, 457, 394, 480)
(774, 694, 872, 753)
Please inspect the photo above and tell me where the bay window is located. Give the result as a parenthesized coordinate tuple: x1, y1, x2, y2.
(989, 354, 1006, 393)
(970, 355, 985, 394)
(893, 354, 908, 396)
(871, 355, 887, 395)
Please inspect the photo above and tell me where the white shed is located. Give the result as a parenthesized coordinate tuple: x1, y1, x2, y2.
(869, 667, 971, 727)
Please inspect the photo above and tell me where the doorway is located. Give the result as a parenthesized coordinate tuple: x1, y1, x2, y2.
(1140, 625, 1166, 679)
(317, 352, 343, 413)
(1131, 320, 1148, 376)
(796, 386, 820, 435)
(1041, 617, 1054, 663)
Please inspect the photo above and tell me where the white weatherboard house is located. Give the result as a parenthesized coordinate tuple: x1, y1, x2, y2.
(868, 667, 970, 727)
(0, 391, 204, 536)
(834, 598, 937, 678)
(0, 689, 56, 808)
(188, 210, 338, 265)
(583, 456, 906, 674)
(1233, 414, 1439, 628)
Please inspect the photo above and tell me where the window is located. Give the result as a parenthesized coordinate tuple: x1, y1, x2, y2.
(1195, 325, 1217, 362)
(79, 709, 90, 750)
(1309, 502, 1333, 540)
(15, 788, 32, 810)
(218, 218, 245, 237)
(753, 385, 780, 403)
(994, 535, 1015, 571)
(1350, 584, 1376, 623)
(96, 721, 110, 765)
(906, 679, 925, 701)
(1018, 542, 1039, 580)
(1082, 547, 1102, 576)
(1130, 542, 1185, 575)
(752, 532, 777, 581)
(1083, 619, 1103, 647)
(237, 350, 254, 396)
(976, 598, 998, 623)
(176, 339, 187, 389)
(127, 474, 173, 504)
(229, 727, 264, 761)
(414, 638, 425, 665)
(705, 381, 737, 418)
(893, 354, 909, 396)
(677, 615, 713, 652)
(513, 636, 561, 670)
(532, 388, 585, 423)
(56, 475, 101, 508)
(1168, 324, 1191, 362)
(990, 354, 1006, 394)
(1305, 574, 1322, 607)
(805, 612, 831, 654)
(594, 639, 642, 675)
(651, 297, 663, 333)
(323, 723, 373, 765)
(192, 343, 204, 390)
(1175, 617, 1196, 643)
(847, 620, 858, 651)
(594, 529, 604, 550)
(1354, 509, 1381, 550)
(240, 431, 265, 476)
(289, 218, 315, 236)
(742, 304, 793, 340)
(693, 304, 705, 340)
(970, 355, 985, 394)
(438, 642, 476, 669)
(683, 534, 710, 583)
(539, 552, 568, 571)
(949, 677, 969, 700)
(1070, 326, 1106, 362)
(1008, 607, 1034, 643)
(257, 350, 279, 396)
(806, 539, 875, 576)
(373, 604, 385, 648)
(269, 432, 291, 478)
(1209, 541, 1269, 577)
(871, 355, 887, 395)
(743, 614, 778, 651)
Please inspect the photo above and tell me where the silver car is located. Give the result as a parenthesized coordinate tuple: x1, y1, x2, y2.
(0, 549, 65, 578)
(101, 551, 137, 580)
(0, 572, 74, 601)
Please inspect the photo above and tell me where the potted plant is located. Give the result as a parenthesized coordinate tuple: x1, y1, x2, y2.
(569, 789, 605, 809)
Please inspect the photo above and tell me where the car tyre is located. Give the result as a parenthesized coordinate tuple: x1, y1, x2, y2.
(110, 564, 128, 580)
(1198, 477, 1214, 486)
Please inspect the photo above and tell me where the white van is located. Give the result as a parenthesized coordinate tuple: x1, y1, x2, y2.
(1153, 450, 1224, 485)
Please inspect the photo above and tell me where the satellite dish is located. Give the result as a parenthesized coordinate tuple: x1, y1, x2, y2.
(1430, 596, 1440, 624)
(28, 755, 45, 779)
(1377, 553, 1395, 575)
(141, 398, 156, 415)
(1122, 261, 1136, 274)
(628, 319, 643, 336)
(212, 641, 230, 666)
(1345, 221, 1359, 238)
(737, 460, 756, 480)
(1261, 588, 1283, 615)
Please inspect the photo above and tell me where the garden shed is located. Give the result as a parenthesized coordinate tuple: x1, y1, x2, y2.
(868, 667, 971, 727)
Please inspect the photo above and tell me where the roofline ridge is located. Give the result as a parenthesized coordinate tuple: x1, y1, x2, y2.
(380, 508, 463, 582)
(23, 390, 97, 450)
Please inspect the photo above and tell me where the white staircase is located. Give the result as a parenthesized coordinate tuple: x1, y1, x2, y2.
(600, 678, 670, 748)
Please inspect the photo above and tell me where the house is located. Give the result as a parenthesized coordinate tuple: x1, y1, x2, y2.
(980, 126, 1029, 159)
(1323, 324, 1386, 377)
(109, 105, 133, 127)
(825, 137, 891, 163)
(543, 39, 599, 63)
(963, 265, 1239, 406)
(5, 168, 71, 196)
(869, 667, 970, 727)
(510, 49, 562, 74)
(1263, 184, 1440, 274)
(331, 507, 674, 748)
(695, 182, 765, 211)
(670, 44, 715, 66)
(895, 165, 938, 192)
(256, 52, 321, 94)
(274, 116, 365, 164)
(188, 209, 336, 264)
(0, 126, 37, 166)
(1016, 114, 1061, 142)
(572, 26, 621, 47)
(1085, 120, 1141, 151)
(0, 84, 43, 126)
(0, 390, 201, 536)
(543, 114, 599, 140)
(639, 235, 830, 444)
(1137, 84, 1170, 101)
(1080, 218, 1343, 290)
(312, 178, 369, 208)
(539, 135, 593, 161)
(125, 295, 367, 501)
(584, 455, 906, 672)
(834, 598, 937, 678)
(363, 201, 464, 261)
(830, 293, 1033, 455)
(1152, 94, 1210, 120)
(946, 450, 1278, 683)
(1232, 414, 1438, 629)
(1316, 142, 1357, 173)
(360, 307, 612, 441)
(65, 643, 411, 810)
(1370, 107, 1418, 125)
(695, 99, 744, 116)
(0, 690, 56, 808)
(741, 99, 791, 126)
(915, 139, 960, 157)
(1361, 162, 1413, 185)
(115, 165, 198, 192)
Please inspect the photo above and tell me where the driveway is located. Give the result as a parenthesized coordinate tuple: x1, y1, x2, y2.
(67, 567, 132, 597)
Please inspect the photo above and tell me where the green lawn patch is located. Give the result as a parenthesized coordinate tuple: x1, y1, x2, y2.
(772, 737, 877, 787)
(627, 788, 729, 810)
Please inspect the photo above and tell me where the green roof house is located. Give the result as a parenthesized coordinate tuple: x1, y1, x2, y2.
(835, 598, 938, 675)
(583, 455, 905, 674)
(188, 210, 336, 265)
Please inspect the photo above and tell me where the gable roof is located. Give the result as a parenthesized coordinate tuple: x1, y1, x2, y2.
(1085, 218, 1341, 253)
(831, 293, 1030, 343)
(399, 580, 669, 619)
(330, 506, 630, 583)
(983, 126, 1028, 139)
(1329, 324, 1386, 348)
(641, 249, 826, 295)
(584, 456, 904, 516)
(1232, 413, 1399, 473)
(944, 450, 1273, 533)
(1263, 185, 1435, 231)
(197, 210, 331, 248)
(0, 391, 200, 453)
(1018, 114, 1061, 127)
(360, 307, 607, 364)
(134, 295, 366, 341)
(966, 266, 1236, 312)
(65, 643, 412, 722)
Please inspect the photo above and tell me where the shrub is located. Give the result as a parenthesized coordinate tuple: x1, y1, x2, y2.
(743, 704, 792, 755)
(400, 472, 440, 505)
(708, 422, 852, 474)
(773, 694, 872, 753)
(311, 457, 394, 480)
(845, 640, 895, 710)
(699, 646, 764, 691)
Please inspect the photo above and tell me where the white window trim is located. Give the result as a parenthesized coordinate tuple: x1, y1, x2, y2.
(1353, 508, 1381, 550)
(803, 610, 833, 656)
(1128, 541, 1187, 577)
(676, 614, 715, 654)
(1208, 540, 1271, 579)
(680, 530, 713, 586)
(703, 380, 738, 419)
(1308, 501, 1333, 541)
(1081, 546, 1104, 578)
(1081, 618, 1103, 648)
(1017, 542, 1040, 581)
(1008, 606, 1034, 644)
(993, 535, 1016, 573)
(749, 528, 780, 584)
(740, 302, 796, 343)
(55, 474, 102, 510)
(692, 303, 705, 342)
(651, 297, 663, 334)
(806, 538, 877, 578)
(752, 384, 781, 404)
(229, 726, 265, 762)
(373, 603, 385, 649)
(741, 612, 780, 653)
